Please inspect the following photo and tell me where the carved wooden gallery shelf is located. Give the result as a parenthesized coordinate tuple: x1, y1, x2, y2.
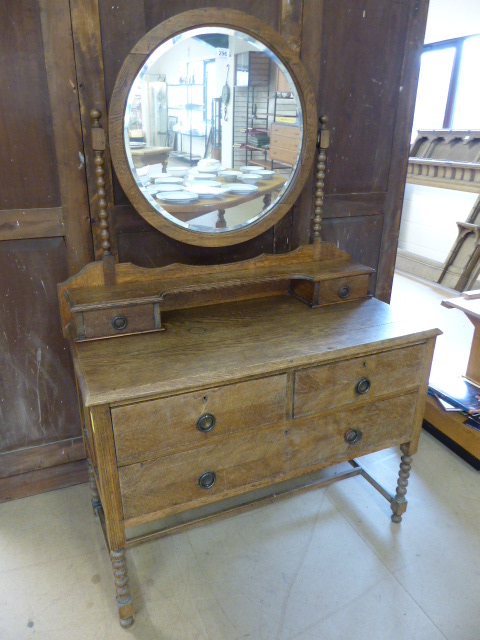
(59, 243, 439, 627)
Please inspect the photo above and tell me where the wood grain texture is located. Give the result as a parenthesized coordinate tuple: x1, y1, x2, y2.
(376, 0, 430, 302)
(294, 343, 427, 417)
(112, 375, 287, 465)
(321, 215, 383, 288)
(108, 8, 317, 246)
(89, 405, 125, 549)
(0, 1, 60, 210)
(58, 243, 353, 331)
(71, 294, 440, 408)
(0, 238, 81, 454)
(39, 0, 94, 273)
(0, 460, 88, 504)
(119, 393, 417, 526)
(0, 208, 64, 241)
(0, 437, 85, 479)
(424, 395, 480, 460)
(70, 0, 117, 260)
(404, 335, 437, 456)
(319, 1, 409, 195)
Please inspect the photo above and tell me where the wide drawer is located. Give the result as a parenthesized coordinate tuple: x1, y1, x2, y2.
(119, 393, 417, 525)
(294, 343, 426, 418)
(111, 374, 287, 466)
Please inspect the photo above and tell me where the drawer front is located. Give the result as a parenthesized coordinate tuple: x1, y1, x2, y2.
(80, 303, 159, 340)
(294, 343, 426, 418)
(119, 393, 417, 524)
(111, 374, 287, 466)
(318, 274, 370, 305)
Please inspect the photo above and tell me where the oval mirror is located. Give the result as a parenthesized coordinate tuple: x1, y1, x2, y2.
(110, 9, 317, 246)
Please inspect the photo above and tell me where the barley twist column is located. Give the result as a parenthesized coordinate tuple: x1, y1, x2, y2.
(391, 443, 413, 523)
(90, 109, 111, 256)
(312, 116, 330, 258)
(110, 548, 134, 628)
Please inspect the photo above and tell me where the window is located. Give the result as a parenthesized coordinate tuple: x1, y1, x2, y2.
(412, 34, 480, 139)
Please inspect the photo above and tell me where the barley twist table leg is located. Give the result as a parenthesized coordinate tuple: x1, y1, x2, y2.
(391, 443, 413, 523)
(110, 548, 135, 628)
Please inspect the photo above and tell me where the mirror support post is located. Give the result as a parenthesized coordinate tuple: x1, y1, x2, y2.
(312, 115, 329, 259)
(91, 109, 116, 284)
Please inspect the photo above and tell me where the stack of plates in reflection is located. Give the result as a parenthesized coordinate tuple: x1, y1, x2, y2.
(225, 184, 259, 195)
(156, 191, 199, 203)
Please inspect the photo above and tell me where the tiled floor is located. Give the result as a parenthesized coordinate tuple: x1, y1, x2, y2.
(1, 273, 479, 640)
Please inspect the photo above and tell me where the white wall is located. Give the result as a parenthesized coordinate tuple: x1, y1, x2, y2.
(399, 185, 478, 263)
(425, 0, 480, 43)
(397, 1, 480, 282)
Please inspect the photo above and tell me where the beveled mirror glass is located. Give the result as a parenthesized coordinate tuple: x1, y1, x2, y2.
(110, 10, 317, 246)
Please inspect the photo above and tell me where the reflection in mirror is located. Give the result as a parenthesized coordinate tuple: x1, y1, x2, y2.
(124, 27, 303, 234)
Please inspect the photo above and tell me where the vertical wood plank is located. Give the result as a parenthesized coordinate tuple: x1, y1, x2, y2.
(292, 0, 325, 248)
(90, 404, 126, 550)
(39, 0, 94, 273)
(0, 1, 60, 210)
(274, 0, 307, 252)
(280, 0, 304, 53)
(70, 0, 119, 260)
(375, 0, 429, 302)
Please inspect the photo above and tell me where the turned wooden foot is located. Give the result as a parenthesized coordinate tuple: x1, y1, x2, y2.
(87, 460, 101, 515)
(391, 444, 413, 523)
(110, 548, 135, 628)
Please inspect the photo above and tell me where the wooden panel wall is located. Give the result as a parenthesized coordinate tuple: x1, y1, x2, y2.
(318, 0, 429, 300)
(0, 1, 92, 501)
(0, 0, 428, 500)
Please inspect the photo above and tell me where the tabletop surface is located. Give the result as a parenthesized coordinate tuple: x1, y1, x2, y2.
(72, 295, 440, 407)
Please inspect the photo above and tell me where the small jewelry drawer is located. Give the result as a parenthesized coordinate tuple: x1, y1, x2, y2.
(290, 272, 372, 307)
(74, 302, 161, 340)
(111, 374, 288, 466)
(293, 343, 427, 418)
(118, 393, 417, 525)
(317, 273, 371, 305)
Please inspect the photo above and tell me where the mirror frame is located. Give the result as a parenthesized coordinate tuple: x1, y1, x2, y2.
(109, 8, 318, 247)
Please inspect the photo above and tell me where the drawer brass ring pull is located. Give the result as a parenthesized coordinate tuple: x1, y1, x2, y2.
(344, 429, 363, 445)
(338, 285, 351, 299)
(355, 377, 371, 394)
(111, 315, 128, 331)
(198, 471, 216, 489)
(196, 413, 216, 432)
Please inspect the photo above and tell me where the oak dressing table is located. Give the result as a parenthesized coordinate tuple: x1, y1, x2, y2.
(58, 9, 440, 628)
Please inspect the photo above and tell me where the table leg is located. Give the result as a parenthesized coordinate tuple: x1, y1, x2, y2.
(216, 209, 226, 228)
(390, 443, 413, 523)
(111, 548, 135, 628)
(87, 459, 101, 515)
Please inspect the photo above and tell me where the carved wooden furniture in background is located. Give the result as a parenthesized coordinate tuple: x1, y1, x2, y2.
(57, 8, 439, 628)
(424, 293, 480, 465)
(407, 130, 480, 292)
(409, 129, 480, 192)
(130, 145, 173, 170)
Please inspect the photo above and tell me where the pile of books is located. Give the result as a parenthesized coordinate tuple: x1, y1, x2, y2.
(248, 128, 270, 148)
(428, 375, 480, 431)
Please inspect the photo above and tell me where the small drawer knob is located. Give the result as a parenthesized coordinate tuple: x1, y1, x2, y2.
(355, 377, 371, 395)
(198, 471, 216, 489)
(344, 429, 363, 445)
(338, 285, 351, 299)
(111, 315, 128, 331)
(196, 413, 216, 433)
